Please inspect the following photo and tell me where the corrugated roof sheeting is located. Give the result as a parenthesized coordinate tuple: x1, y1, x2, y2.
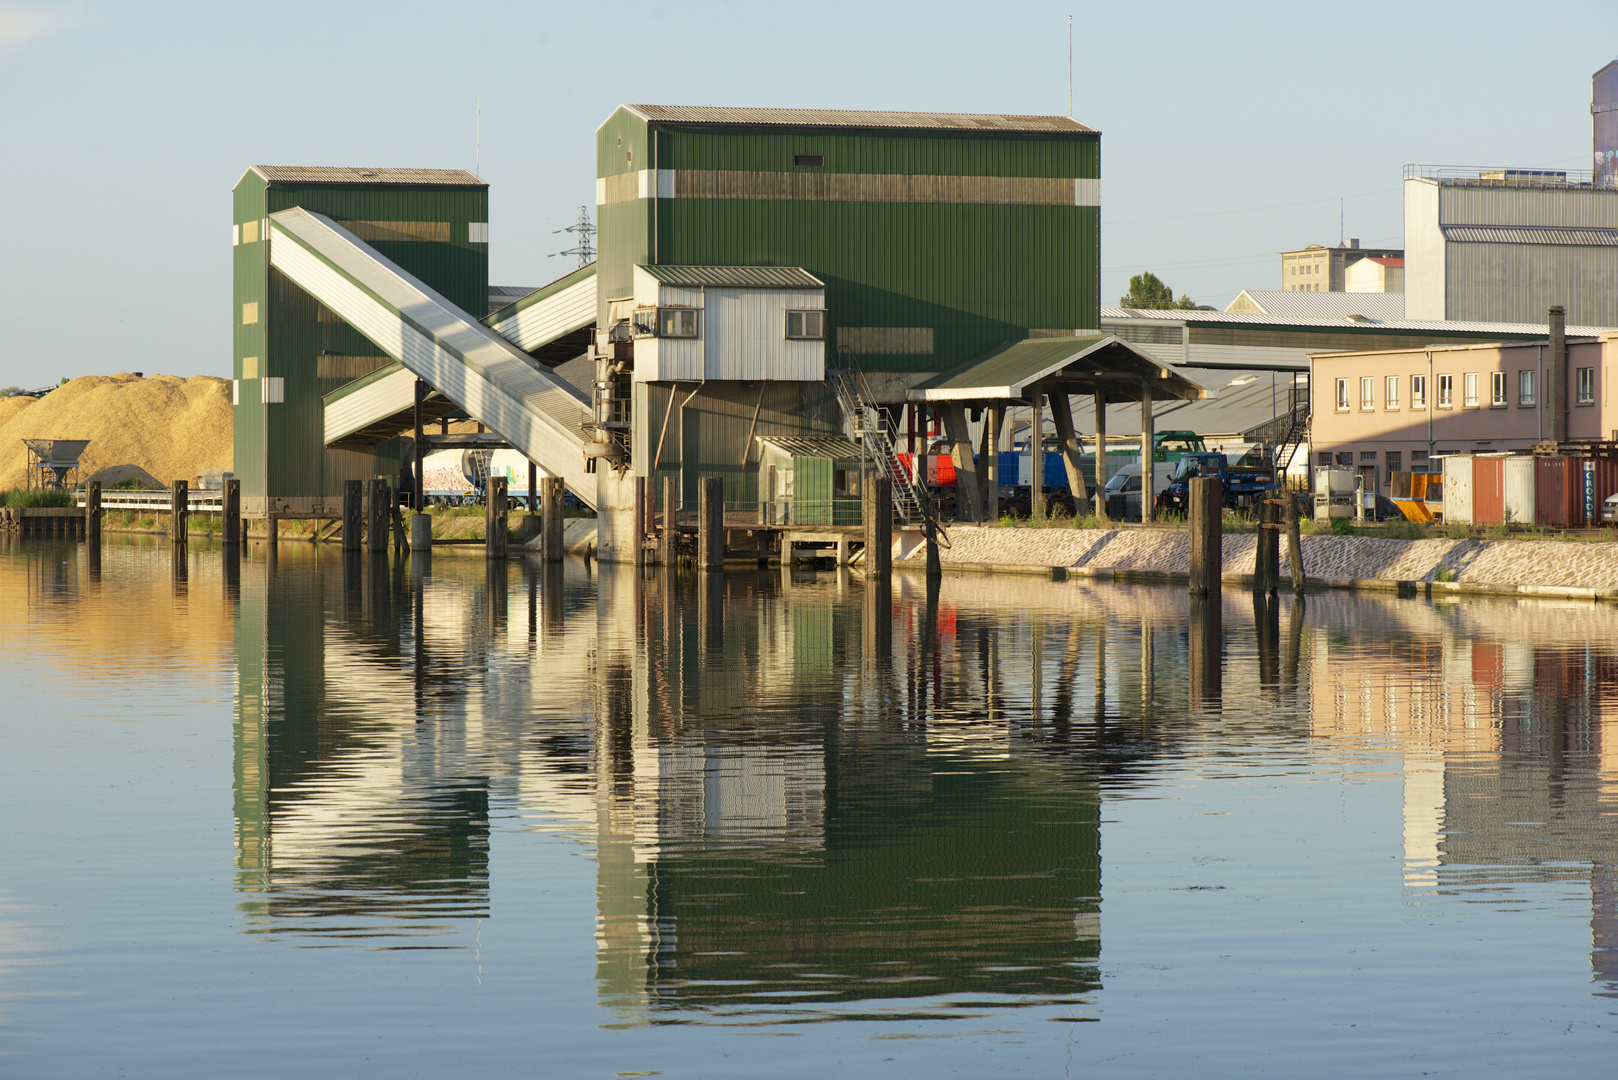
(755, 435, 865, 458)
(637, 264, 824, 288)
(1225, 290, 1405, 320)
(250, 166, 485, 186)
(911, 336, 1206, 403)
(1442, 225, 1618, 245)
(625, 104, 1096, 134)
(1103, 307, 1616, 336)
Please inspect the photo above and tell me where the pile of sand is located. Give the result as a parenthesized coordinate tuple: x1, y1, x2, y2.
(0, 374, 231, 490)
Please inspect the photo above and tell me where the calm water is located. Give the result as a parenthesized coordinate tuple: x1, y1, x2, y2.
(0, 535, 1614, 1077)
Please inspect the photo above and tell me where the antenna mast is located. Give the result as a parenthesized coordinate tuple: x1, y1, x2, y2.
(476, 99, 481, 177)
(1068, 16, 1073, 117)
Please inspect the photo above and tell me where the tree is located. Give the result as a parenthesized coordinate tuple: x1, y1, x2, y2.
(1120, 272, 1197, 310)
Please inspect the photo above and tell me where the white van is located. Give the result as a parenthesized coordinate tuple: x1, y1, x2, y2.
(1095, 462, 1176, 518)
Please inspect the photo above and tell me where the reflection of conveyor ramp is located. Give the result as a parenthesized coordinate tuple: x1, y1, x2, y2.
(269, 207, 598, 508)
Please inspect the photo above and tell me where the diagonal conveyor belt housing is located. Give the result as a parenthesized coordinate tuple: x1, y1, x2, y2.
(269, 207, 598, 508)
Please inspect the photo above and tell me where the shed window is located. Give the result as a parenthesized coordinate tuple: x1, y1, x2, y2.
(1491, 371, 1507, 406)
(1318, 452, 1332, 466)
(794, 154, 824, 167)
(785, 310, 826, 340)
(632, 307, 697, 338)
(1336, 452, 1354, 466)
(1577, 366, 1594, 405)
(1519, 369, 1535, 406)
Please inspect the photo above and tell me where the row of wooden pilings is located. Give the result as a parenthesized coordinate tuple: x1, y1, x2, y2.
(1187, 476, 1307, 596)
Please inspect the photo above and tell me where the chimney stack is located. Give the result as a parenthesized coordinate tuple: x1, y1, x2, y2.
(1549, 305, 1567, 443)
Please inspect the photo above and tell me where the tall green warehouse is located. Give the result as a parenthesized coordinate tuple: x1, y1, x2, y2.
(231, 167, 488, 519)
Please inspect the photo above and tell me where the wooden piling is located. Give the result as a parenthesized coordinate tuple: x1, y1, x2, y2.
(697, 475, 723, 571)
(171, 480, 188, 543)
(410, 513, 433, 555)
(1285, 495, 1306, 593)
(343, 480, 363, 552)
(922, 490, 942, 581)
(863, 476, 892, 578)
(660, 476, 678, 566)
(1188, 475, 1221, 595)
(486, 476, 508, 559)
(541, 476, 564, 563)
(222, 478, 241, 546)
(267, 514, 278, 548)
(367, 478, 389, 554)
(87, 480, 102, 544)
(1255, 498, 1280, 594)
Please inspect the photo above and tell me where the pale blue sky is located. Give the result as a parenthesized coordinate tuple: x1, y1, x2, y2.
(0, 0, 1613, 387)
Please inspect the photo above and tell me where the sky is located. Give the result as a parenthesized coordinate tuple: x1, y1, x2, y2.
(0, 0, 1614, 389)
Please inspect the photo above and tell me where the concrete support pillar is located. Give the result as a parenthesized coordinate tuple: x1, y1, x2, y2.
(343, 480, 363, 552)
(697, 475, 723, 571)
(171, 480, 188, 544)
(367, 477, 389, 553)
(982, 407, 1001, 521)
(541, 476, 564, 562)
(222, 478, 240, 546)
(1139, 384, 1155, 524)
(267, 514, 278, 548)
(1029, 391, 1045, 521)
(486, 475, 508, 560)
(863, 476, 892, 578)
(410, 513, 433, 557)
(1093, 393, 1109, 521)
(1048, 393, 1089, 511)
(944, 403, 983, 522)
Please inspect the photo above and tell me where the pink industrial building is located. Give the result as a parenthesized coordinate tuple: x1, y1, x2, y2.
(1310, 325, 1618, 495)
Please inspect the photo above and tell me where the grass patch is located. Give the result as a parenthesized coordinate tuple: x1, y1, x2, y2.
(0, 488, 75, 507)
(1434, 566, 1457, 582)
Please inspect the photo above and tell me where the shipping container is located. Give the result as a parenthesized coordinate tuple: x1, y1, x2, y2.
(1472, 455, 1506, 525)
(1442, 454, 1474, 525)
(1535, 455, 1585, 527)
(1588, 458, 1618, 523)
(1504, 456, 1536, 526)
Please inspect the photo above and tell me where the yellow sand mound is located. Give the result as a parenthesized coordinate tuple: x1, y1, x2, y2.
(0, 374, 231, 490)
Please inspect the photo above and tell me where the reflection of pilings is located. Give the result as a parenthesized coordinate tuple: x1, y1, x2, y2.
(171, 542, 188, 592)
(1282, 594, 1304, 695)
(700, 571, 724, 654)
(86, 538, 101, 583)
(367, 552, 391, 628)
(863, 579, 891, 666)
(1094, 622, 1106, 731)
(413, 566, 426, 715)
(1255, 590, 1280, 690)
(542, 563, 565, 640)
(342, 550, 363, 623)
(1140, 617, 1154, 720)
(1189, 596, 1222, 709)
(223, 544, 240, 614)
(486, 558, 508, 638)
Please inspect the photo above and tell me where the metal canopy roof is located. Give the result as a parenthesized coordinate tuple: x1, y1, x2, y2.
(246, 166, 486, 186)
(638, 264, 824, 288)
(755, 435, 866, 459)
(1441, 224, 1618, 246)
(909, 336, 1208, 404)
(622, 104, 1097, 135)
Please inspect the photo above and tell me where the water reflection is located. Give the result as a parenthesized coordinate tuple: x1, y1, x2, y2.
(1307, 596, 1618, 999)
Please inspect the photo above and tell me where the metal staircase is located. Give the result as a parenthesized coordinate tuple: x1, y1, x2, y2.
(830, 366, 925, 524)
(1273, 377, 1310, 485)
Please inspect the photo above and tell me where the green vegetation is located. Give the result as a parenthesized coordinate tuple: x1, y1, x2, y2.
(1434, 567, 1457, 582)
(0, 488, 75, 508)
(1119, 271, 1196, 310)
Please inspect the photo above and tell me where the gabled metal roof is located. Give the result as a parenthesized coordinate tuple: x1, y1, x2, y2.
(1441, 224, 1618, 246)
(638, 265, 824, 288)
(246, 166, 486, 186)
(909, 336, 1207, 404)
(622, 104, 1096, 135)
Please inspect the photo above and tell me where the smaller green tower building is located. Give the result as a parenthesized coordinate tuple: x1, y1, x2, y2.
(231, 166, 488, 519)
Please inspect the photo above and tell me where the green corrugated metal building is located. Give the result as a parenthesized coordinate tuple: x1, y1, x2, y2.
(231, 166, 488, 518)
(596, 105, 1101, 375)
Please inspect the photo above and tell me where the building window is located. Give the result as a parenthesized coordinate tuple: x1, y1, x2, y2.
(1437, 374, 1453, 408)
(785, 309, 825, 340)
(1336, 452, 1354, 466)
(1411, 375, 1426, 408)
(1335, 378, 1350, 411)
(794, 154, 824, 167)
(1464, 372, 1479, 408)
(1360, 376, 1374, 410)
(1412, 448, 1429, 466)
(1360, 451, 1378, 462)
(1318, 452, 1332, 466)
(1577, 366, 1594, 405)
(1385, 376, 1400, 409)
(1519, 369, 1536, 406)
(632, 306, 698, 338)
(1386, 451, 1402, 483)
(1491, 371, 1507, 407)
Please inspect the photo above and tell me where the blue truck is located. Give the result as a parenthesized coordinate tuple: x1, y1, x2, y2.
(1156, 452, 1279, 512)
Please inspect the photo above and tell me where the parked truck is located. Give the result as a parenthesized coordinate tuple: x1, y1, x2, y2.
(1156, 452, 1279, 512)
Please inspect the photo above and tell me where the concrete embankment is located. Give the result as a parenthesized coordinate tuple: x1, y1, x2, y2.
(894, 525, 1618, 601)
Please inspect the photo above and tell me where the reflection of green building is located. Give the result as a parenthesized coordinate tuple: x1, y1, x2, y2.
(233, 548, 489, 938)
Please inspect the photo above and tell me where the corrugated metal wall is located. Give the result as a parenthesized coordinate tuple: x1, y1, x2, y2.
(1445, 242, 1618, 326)
(596, 108, 1100, 375)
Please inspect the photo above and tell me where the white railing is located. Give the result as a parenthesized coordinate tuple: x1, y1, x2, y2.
(75, 489, 225, 513)
(1403, 163, 1599, 187)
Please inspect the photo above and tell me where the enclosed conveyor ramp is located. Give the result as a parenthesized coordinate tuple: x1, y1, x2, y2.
(268, 207, 599, 508)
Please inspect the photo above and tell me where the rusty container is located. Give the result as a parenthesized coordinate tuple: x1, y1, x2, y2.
(1472, 455, 1506, 525)
(1535, 455, 1585, 527)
